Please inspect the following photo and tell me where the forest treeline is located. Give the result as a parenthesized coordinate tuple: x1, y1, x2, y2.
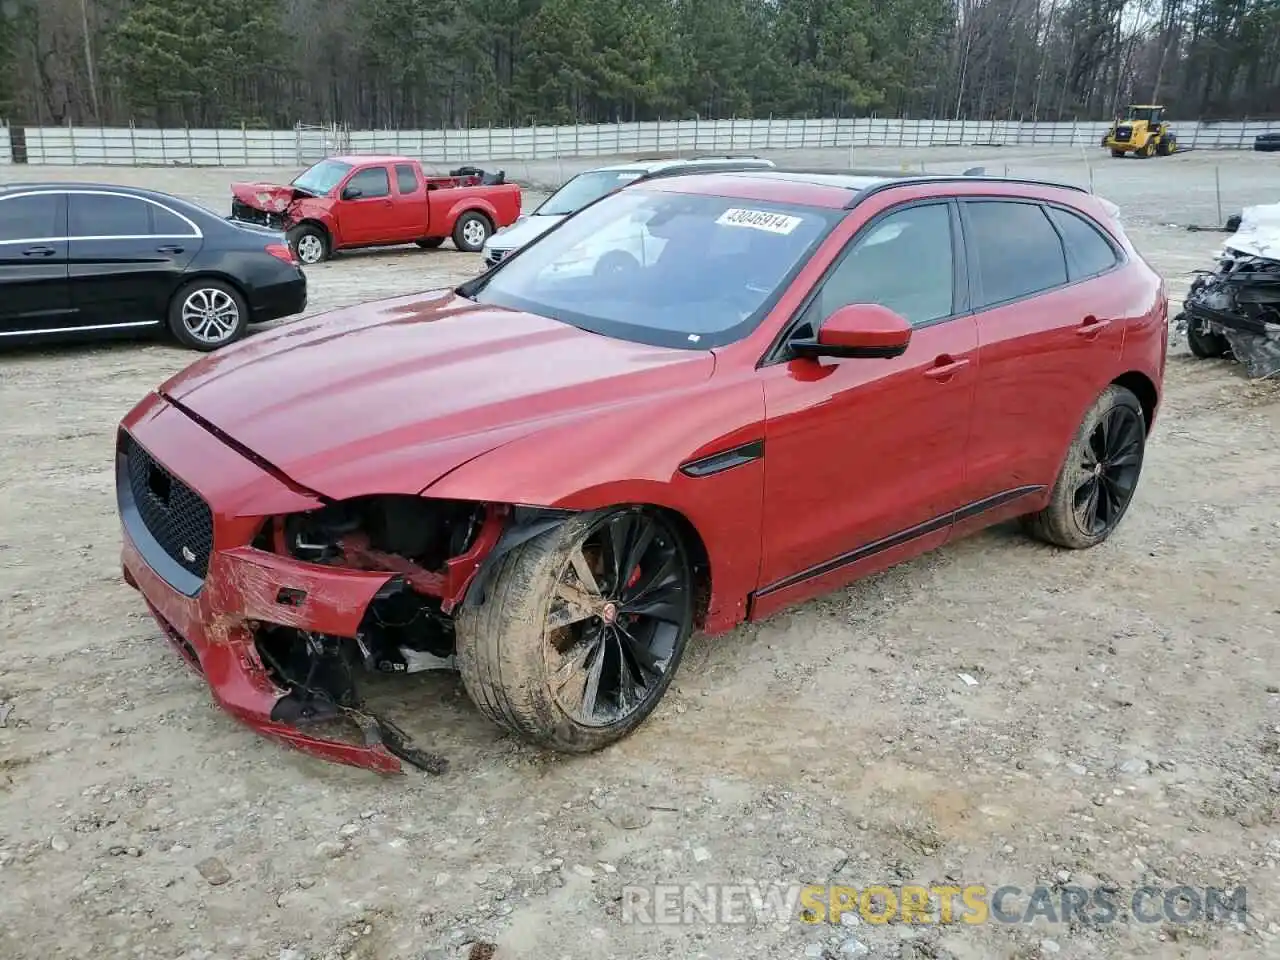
(1, 0, 1277, 129)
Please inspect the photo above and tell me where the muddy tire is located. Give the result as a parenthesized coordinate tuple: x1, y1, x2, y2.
(452, 211, 492, 252)
(454, 507, 695, 752)
(1023, 385, 1146, 550)
(167, 278, 249, 351)
(415, 237, 445, 249)
(1186, 316, 1229, 359)
(287, 224, 329, 264)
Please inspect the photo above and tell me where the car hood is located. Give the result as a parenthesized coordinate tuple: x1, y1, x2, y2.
(231, 181, 312, 213)
(159, 291, 714, 501)
(487, 214, 565, 251)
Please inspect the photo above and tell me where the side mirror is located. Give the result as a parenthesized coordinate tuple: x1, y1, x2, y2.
(342, 186, 363, 200)
(791, 303, 912, 360)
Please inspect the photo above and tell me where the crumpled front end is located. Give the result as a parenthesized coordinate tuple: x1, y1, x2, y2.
(1182, 205, 1280, 377)
(116, 391, 509, 774)
(229, 181, 303, 230)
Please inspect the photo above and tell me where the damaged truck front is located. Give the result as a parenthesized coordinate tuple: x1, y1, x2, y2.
(1179, 202, 1280, 377)
(228, 156, 522, 263)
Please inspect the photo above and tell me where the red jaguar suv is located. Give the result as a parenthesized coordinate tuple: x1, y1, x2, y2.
(115, 169, 1167, 772)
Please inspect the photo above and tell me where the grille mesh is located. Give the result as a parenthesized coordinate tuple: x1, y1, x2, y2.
(124, 434, 214, 580)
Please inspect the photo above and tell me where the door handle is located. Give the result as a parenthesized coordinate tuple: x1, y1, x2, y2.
(924, 356, 970, 380)
(156, 245, 185, 254)
(1077, 315, 1111, 338)
(21, 245, 56, 257)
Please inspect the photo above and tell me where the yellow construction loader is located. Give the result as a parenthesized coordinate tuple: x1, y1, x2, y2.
(1102, 105, 1177, 157)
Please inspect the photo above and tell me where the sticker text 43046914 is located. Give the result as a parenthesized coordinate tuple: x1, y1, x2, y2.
(716, 208, 803, 235)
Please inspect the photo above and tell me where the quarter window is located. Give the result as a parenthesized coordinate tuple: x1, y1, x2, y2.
(151, 204, 196, 236)
(965, 201, 1068, 306)
(346, 167, 391, 199)
(808, 203, 954, 328)
(0, 194, 62, 241)
(68, 193, 151, 237)
(395, 164, 419, 194)
(1046, 206, 1120, 280)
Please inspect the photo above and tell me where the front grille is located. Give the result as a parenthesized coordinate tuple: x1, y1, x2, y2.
(484, 247, 509, 269)
(1115, 125, 1133, 141)
(122, 433, 213, 580)
(230, 200, 279, 228)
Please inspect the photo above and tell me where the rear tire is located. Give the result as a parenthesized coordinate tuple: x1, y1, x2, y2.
(452, 211, 492, 252)
(167, 279, 249, 352)
(1023, 385, 1146, 550)
(416, 237, 445, 249)
(287, 224, 329, 264)
(1186, 315, 1229, 359)
(454, 507, 695, 753)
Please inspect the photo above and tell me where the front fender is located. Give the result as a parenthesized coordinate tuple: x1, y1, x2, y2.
(425, 377, 767, 632)
(287, 198, 338, 238)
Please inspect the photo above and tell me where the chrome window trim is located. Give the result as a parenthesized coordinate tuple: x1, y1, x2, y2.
(0, 188, 204, 244)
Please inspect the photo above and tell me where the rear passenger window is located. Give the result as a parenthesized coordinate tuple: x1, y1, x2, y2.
(69, 193, 151, 237)
(965, 201, 1067, 306)
(395, 164, 419, 194)
(1046, 206, 1120, 280)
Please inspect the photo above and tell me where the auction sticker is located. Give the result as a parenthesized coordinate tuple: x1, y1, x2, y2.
(716, 208, 803, 235)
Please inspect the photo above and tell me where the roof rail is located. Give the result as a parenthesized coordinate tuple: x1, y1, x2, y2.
(642, 160, 781, 181)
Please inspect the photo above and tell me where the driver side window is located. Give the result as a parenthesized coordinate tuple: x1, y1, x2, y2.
(345, 167, 391, 199)
(807, 203, 955, 329)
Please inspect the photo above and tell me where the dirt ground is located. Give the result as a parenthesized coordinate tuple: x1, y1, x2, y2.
(2, 147, 1279, 960)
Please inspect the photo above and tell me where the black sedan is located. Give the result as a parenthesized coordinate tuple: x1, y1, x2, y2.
(1256, 133, 1280, 153)
(0, 182, 307, 351)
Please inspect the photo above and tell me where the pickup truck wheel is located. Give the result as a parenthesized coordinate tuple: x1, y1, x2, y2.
(452, 212, 492, 252)
(454, 507, 695, 753)
(168, 279, 249, 351)
(1022, 385, 1146, 550)
(415, 237, 445, 249)
(288, 225, 329, 264)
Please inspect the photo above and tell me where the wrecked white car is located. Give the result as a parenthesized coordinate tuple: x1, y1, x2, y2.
(1178, 202, 1280, 377)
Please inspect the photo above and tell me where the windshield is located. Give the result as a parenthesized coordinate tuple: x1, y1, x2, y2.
(468, 187, 839, 349)
(291, 159, 353, 195)
(1125, 107, 1158, 123)
(535, 169, 646, 216)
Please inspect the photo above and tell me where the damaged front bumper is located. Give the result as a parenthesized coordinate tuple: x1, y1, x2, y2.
(116, 392, 506, 774)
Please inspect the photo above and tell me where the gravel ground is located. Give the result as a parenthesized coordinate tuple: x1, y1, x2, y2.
(2, 147, 1279, 960)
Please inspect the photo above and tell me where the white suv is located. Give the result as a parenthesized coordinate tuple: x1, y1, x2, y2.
(480, 155, 776, 268)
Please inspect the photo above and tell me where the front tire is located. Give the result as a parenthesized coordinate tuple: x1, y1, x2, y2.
(452, 211, 492, 252)
(1023, 385, 1146, 549)
(167, 279, 249, 351)
(1186, 315, 1229, 358)
(287, 224, 329, 264)
(455, 507, 695, 752)
(1110, 149, 1125, 158)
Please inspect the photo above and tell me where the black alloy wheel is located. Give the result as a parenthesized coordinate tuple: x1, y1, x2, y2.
(1073, 403, 1144, 537)
(544, 510, 692, 728)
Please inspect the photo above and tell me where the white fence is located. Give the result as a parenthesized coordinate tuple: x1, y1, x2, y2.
(2, 117, 1277, 166)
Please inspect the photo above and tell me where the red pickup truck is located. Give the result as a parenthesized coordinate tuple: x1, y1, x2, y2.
(229, 156, 522, 264)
